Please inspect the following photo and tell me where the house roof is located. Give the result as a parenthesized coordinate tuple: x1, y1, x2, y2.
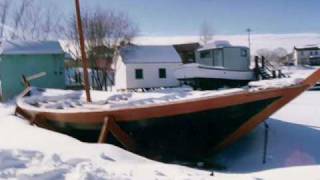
(120, 45, 181, 64)
(198, 40, 247, 51)
(173, 42, 200, 52)
(294, 44, 320, 51)
(0, 41, 64, 55)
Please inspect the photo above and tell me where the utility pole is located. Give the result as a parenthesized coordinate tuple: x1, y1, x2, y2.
(75, 0, 91, 102)
(246, 28, 252, 53)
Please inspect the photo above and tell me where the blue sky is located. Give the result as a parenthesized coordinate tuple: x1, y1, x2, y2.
(53, 0, 320, 36)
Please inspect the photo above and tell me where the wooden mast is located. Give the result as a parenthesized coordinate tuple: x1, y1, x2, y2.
(74, 0, 91, 102)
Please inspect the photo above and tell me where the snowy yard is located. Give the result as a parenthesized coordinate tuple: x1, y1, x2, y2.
(1, 88, 320, 179)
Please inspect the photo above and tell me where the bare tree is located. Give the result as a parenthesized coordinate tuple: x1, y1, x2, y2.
(10, 0, 33, 39)
(0, 0, 11, 39)
(64, 7, 139, 90)
(3, 0, 62, 40)
(256, 48, 288, 67)
(199, 21, 214, 45)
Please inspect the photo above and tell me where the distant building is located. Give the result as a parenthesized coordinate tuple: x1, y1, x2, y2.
(0, 41, 65, 101)
(173, 42, 200, 64)
(196, 40, 251, 71)
(175, 41, 254, 89)
(293, 45, 320, 65)
(115, 44, 182, 90)
(280, 53, 295, 66)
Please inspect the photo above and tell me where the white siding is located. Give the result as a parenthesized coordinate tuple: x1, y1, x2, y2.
(124, 63, 181, 89)
(114, 56, 128, 89)
(293, 49, 320, 65)
(223, 48, 250, 71)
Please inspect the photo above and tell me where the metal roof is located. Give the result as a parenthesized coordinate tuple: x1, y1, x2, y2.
(120, 45, 181, 64)
(0, 40, 64, 55)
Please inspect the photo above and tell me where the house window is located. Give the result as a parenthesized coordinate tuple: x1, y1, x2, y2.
(310, 51, 313, 55)
(159, 68, 166, 79)
(241, 49, 248, 57)
(135, 69, 143, 79)
(301, 51, 304, 56)
(315, 51, 318, 55)
(200, 50, 211, 58)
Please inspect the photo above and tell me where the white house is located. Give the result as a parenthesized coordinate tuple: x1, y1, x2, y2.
(114, 45, 182, 90)
(293, 44, 320, 65)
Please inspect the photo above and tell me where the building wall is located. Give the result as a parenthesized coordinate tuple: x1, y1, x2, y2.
(196, 47, 250, 71)
(0, 54, 65, 101)
(223, 48, 250, 71)
(294, 49, 320, 65)
(116, 62, 181, 90)
(196, 50, 213, 66)
(114, 56, 128, 90)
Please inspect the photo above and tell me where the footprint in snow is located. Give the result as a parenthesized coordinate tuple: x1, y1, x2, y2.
(100, 153, 115, 162)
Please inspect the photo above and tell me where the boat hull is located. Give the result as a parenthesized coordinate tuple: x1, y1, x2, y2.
(48, 96, 278, 160)
(15, 69, 320, 160)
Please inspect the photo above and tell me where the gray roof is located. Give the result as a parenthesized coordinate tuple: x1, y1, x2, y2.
(0, 41, 64, 55)
(120, 45, 181, 64)
(294, 44, 320, 51)
(198, 40, 247, 51)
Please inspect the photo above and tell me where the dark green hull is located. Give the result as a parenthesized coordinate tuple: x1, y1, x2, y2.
(61, 97, 279, 160)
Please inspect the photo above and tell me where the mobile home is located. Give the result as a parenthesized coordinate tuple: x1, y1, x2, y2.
(175, 41, 254, 89)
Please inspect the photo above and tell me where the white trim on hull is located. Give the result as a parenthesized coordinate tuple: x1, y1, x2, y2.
(175, 63, 255, 81)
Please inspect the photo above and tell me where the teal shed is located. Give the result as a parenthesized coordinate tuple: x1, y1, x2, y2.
(0, 41, 65, 101)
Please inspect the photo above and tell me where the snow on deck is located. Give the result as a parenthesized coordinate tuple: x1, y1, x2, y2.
(19, 87, 245, 113)
(18, 67, 316, 113)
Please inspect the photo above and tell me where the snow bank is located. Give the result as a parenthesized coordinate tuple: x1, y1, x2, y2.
(249, 67, 316, 90)
(0, 103, 217, 179)
(213, 90, 320, 179)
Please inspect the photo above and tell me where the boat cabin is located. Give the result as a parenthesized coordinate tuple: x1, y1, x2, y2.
(196, 41, 250, 71)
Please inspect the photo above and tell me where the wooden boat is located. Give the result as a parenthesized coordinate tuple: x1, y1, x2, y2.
(15, 69, 320, 160)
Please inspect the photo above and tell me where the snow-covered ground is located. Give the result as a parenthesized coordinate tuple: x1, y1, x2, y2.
(1, 67, 320, 179)
(213, 90, 320, 179)
(1, 89, 320, 179)
(0, 103, 215, 179)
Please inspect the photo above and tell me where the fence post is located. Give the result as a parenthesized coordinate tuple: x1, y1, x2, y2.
(272, 70, 276, 78)
(278, 70, 282, 78)
(261, 56, 265, 68)
(254, 56, 259, 69)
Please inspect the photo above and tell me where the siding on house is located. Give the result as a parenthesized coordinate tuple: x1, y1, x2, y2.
(196, 46, 250, 71)
(114, 56, 128, 90)
(223, 48, 250, 71)
(115, 45, 182, 90)
(124, 63, 181, 89)
(293, 46, 320, 65)
(0, 54, 65, 101)
(0, 41, 65, 101)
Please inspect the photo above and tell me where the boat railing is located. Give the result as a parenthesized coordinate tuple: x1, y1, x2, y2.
(254, 56, 288, 80)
